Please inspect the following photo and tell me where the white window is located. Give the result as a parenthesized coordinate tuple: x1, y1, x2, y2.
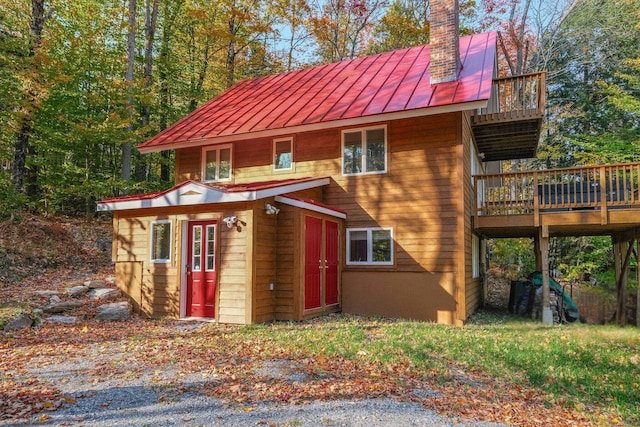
(342, 126, 387, 175)
(150, 220, 172, 263)
(471, 140, 483, 184)
(202, 144, 232, 182)
(273, 137, 293, 171)
(346, 228, 393, 265)
(472, 234, 480, 278)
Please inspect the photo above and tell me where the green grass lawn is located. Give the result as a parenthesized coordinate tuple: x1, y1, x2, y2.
(3, 309, 638, 425)
(234, 312, 640, 425)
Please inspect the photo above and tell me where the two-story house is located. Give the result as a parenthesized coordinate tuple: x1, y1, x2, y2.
(98, 0, 545, 325)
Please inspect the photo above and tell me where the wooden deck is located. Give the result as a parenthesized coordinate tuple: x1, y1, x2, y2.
(471, 73, 545, 161)
(474, 163, 640, 238)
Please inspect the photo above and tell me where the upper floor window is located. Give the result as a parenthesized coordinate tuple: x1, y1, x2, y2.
(346, 227, 394, 265)
(471, 140, 483, 184)
(150, 220, 172, 263)
(273, 137, 293, 171)
(202, 145, 232, 182)
(342, 126, 387, 175)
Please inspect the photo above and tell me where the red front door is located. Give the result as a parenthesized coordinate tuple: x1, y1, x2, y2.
(304, 216, 322, 310)
(324, 220, 339, 306)
(304, 216, 340, 311)
(187, 221, 217, 318)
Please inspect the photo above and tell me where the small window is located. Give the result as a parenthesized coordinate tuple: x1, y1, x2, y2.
(274, 137, 293, 171)
(151, 220, 172, 263)
(202, 145, 232, 182)
(342, 126, 387, 175)
(346, 228, 393, 265)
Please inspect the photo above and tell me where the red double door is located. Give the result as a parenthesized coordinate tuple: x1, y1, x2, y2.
(186, 220, 217, 318)
(304, 216, 339, 310)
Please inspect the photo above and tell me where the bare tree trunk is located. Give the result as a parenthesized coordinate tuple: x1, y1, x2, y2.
(12, 119, 32, 194)
(159, 2, 172, 182)
(122, 0, 136, 184)
(140, 0, 159, 127)
(135, 0, 159, 182)
(226, 29, 237, 88)
(11, 0, 50, 195)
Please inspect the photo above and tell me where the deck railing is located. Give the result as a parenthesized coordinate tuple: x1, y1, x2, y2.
(475, 72, 546, 121)
(475, 163, 640, 216)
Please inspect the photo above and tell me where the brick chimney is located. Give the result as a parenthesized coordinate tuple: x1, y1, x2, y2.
(430, 0, 460, 85)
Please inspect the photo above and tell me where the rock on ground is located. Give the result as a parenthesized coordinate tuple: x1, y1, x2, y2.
(3, 312, 33, 330)
(89, 288, 121, 301)
(96, 301, 131, 321)
(42, 301, 85, 314)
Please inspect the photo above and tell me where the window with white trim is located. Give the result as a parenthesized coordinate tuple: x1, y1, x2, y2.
(472, 234, 480, 278)
(342, 126, 387, 175)
(202, 144, 232, 182)
(150, 220, 172, 263)
(273, 137, 293, 171)
(471, 140, 483, 184)
(346, 228, 393, 265)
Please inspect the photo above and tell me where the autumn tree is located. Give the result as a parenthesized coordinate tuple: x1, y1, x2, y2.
(310, 0, 388, 62)
(479, 0, 575, 76)
(367, 0, 477, 53)
(269, 0, 313, 71)
(367, 0, 430, 53)
(8, 0, 54, 196)
(539, 0, 640, 166)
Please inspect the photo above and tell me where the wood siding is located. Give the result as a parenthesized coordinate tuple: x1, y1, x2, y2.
(462, 112, 483, 320)
(163, 112, 473, 324)
(274, 202, 297, 320)
(112, 205, 253, 324)
(253, 202, 277, 323)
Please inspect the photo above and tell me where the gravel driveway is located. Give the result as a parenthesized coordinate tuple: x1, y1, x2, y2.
(3, 345, 506, 427)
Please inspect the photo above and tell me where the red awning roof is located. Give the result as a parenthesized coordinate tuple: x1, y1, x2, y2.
(97, 177, 331, 211)
(275, 194, 347, 219)
(139, 32, 496, 153)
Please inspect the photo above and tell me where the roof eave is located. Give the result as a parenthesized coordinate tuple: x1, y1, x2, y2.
(137, 100, 489, 154)
(97, 177, 331, 212)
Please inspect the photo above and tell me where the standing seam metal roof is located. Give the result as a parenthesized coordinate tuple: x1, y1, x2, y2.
(139, 32, 496, 152)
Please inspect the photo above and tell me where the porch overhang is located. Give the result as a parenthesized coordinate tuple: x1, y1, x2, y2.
(97, 177, 331, 212)
(275, 195, 347, 219)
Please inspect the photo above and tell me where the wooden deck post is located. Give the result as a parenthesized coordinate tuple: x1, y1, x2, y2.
(533, 237, 542, 271)
(600, 166, 608, 225)
(636, 238, 640, 328)
(613, 233, 634, 325)
(539, 225, 553, 324)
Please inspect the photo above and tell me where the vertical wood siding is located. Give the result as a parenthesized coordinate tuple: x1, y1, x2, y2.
(113, 206, 252, 323)
(274, 203, 297, 320)
(253, 203, 277, 323)
(462, 112, 483, 319)
(164, 112, 472, 324)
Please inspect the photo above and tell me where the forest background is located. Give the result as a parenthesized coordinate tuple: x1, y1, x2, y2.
(1, 0, 639, 283)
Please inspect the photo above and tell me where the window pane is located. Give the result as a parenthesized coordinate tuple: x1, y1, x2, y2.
(372, 229, 392, 262)
(343, 132, 362, 174)
(219, 148, 231, 179)
(152, 222, 171, 261)
(349, 230, 368, 262)
(192, 226, 202, 271)
(206, 225, 216, 271)
(205, 150, 217, 181)
(366, 129, 385, 172)
(275, 140, 292, 170)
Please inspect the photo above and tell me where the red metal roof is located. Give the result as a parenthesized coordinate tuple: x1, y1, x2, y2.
(97, 177, 331, 211)
(277, 194, 347, 215)
(139, 32, 496, 153)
